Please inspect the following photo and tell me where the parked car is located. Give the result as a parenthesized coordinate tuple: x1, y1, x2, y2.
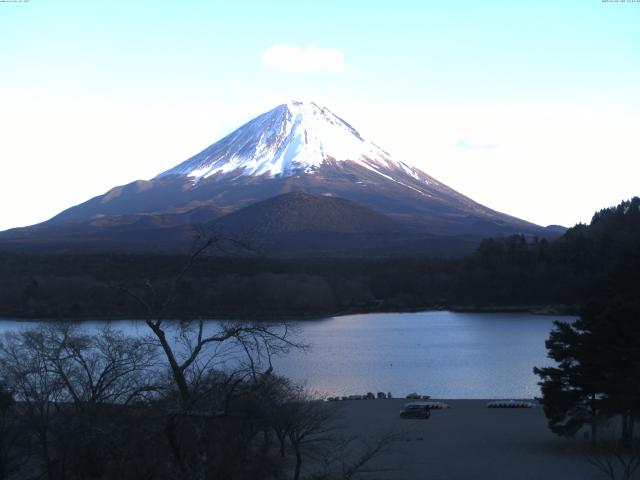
(400, 402, 431, 419)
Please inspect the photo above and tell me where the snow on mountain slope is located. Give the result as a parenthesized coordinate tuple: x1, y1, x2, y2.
(156, 100, 425, 183)
(22, 100, 550, 240)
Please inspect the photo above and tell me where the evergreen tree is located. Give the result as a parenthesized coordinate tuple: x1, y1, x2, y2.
(535, 301, 640, 445)
(588, 303, 640, 446)
(534, 316, 606, 445)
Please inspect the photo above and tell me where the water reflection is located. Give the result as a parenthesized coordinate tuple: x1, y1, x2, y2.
(271, 312, 566, 398)
(0, 312, 570, 398)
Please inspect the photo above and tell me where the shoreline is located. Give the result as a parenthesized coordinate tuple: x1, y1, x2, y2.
(0, 304, 580, 323)
(330, 397, 539, 402)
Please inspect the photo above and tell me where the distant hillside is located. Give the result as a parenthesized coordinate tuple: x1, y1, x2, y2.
(211, 191, 402, 235)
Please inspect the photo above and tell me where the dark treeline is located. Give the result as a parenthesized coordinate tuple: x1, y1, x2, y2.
(0, 197, 638, 319)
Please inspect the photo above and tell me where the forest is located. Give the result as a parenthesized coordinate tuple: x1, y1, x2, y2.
(0, 197, 638, 320)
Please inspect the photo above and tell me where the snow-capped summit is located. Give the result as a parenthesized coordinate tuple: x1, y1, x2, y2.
(156, 100, 423, 181)
(20, 100, 551, 245)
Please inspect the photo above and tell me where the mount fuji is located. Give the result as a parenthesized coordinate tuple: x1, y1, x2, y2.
(0, 101, 557, 254)
(156, 100, 422, 181)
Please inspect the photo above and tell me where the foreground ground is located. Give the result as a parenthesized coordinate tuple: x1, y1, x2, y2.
(333, 399, 603, 480)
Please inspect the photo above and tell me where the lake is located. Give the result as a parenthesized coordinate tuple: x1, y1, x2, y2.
(0, 311, 570, 399)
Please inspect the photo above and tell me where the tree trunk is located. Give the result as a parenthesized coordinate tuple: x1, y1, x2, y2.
(165, 415, 189, 480)
(293, 446, 302, 480)
(146, 321, 191, 404)
(0, 430, 6, 480)
(622, 412, 631, 447)
(590, 394, 598, 447)
(39, 428, 55, 480)
(276, 431, 286, 457)
(261, 430, 272, 455)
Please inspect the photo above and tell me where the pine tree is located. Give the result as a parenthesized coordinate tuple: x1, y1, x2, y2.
(534, 317, 606, 445)
(535, 301, 640, 445)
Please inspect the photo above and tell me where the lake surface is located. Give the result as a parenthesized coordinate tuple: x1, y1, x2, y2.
(0, 311, 570, 399)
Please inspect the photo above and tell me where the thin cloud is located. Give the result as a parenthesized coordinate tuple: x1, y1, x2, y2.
(262, 44, 345, 73)
(455, 139, 499, 150)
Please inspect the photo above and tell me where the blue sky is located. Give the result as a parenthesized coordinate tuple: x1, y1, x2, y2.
(1, 0, 639, 230)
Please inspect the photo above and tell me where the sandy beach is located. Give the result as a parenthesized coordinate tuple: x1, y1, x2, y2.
(332, 399, 604, 480)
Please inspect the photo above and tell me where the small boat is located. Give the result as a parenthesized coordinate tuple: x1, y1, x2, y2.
(486, 400, 534, 408)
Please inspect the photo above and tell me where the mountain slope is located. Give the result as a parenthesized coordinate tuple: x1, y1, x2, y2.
(211, 191, 403, 235)
(1, 100, 557, 254)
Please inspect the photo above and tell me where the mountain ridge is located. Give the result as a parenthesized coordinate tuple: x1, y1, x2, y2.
(0, 100, 561, 254)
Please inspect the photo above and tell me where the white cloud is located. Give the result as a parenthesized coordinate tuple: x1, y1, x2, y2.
(262, 44, 345, 73)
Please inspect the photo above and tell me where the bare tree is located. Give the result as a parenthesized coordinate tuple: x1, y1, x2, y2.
(34, 323, 159, 409)
(288, 399, 337, 480)
(118, 237, 304, 409)
(587, 423, 640, 480)
(0, 329, 67, 480)
(114, 237, 309, 480)
(0, 383, 28, 480)
(269, 387, 401, 480)
(0, 324, 161, 480)
(118, 237, 305, 408)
